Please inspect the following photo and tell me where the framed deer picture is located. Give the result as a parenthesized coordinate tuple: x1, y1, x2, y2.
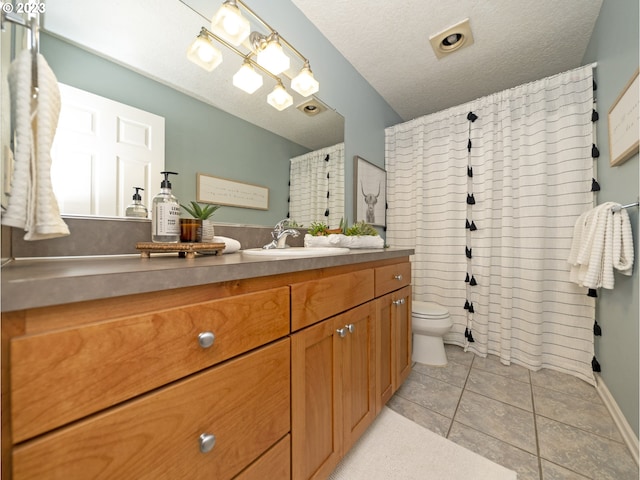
(355, 156, 386, 227)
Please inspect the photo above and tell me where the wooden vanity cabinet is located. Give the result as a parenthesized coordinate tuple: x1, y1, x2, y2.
(2, 254, 412, 480)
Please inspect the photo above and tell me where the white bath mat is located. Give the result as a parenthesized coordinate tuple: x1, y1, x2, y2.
(329, 407, 517, 480)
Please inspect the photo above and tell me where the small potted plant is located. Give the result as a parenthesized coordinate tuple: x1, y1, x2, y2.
(180, 201, 221, 242)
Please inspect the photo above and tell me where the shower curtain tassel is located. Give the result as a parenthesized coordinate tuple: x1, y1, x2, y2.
(592, 109, 599, 122)
(587, 288, 598, 298)
(464, 300, 470, 310)
(467, 139, 472, 152)
(594, 320, 602, 336)
(465, 273, 470, 283)
(466, 219, 471, 229)
(591, 179, 601, 192)
(592, 356, 601, 372)
(324, 208, 330, 217)
(469, 221, 478, 231)
(464, 327, 470, 339)
(467, 166, 473, 178)
(470, 275, 477, 286)
(468, 303, 475, 314)
(466, 193, 475, 205)
(465, 247, 472, 259)
(467, 330, 475, 342)
(592, 144, 600, 158)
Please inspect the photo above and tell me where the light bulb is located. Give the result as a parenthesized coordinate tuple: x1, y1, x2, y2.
(257, 36, 290, 75)
(187, 34, 223, 71)
(267, 83, 293, 111)
(233, 62, 263, 94)
(291, 64, 319, 97)
(211, 1, 250, 46)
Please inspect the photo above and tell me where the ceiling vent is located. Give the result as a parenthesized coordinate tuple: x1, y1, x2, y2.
(297, 97, 328, 117)
(429, 18, 474, 59)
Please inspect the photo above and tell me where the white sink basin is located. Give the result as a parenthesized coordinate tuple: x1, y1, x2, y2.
(242, 247, 350, 257)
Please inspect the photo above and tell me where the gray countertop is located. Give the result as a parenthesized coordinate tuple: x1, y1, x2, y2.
(1, 248, 414, 312)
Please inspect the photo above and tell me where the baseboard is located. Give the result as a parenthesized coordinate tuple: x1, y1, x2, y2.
(595, 373, 639, 466)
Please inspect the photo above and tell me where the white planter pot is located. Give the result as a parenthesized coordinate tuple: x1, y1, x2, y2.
(199, 219, 215, 243)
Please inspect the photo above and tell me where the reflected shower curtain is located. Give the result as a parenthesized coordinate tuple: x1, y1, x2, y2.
(289, 143, 344, 228)
(385, 66, 597, 384)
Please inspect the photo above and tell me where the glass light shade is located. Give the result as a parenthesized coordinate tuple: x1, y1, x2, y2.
(257, 39, 290, 75)
(291, 66, 319, 97)
(267, 84, 293, 111)
(233, 62, 263, 94)
(187, 35, 223, 71)
(210, 2, 250, 46)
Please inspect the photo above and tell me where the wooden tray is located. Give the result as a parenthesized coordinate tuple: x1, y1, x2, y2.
(136, 242, 226, 258)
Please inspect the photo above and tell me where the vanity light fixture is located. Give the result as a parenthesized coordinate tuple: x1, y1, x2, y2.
(233, 59, 263, 94)
(187, 0, 319, 111)
(267, 79, 293, 111)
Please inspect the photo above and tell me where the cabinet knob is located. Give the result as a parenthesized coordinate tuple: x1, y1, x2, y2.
(199, 433, 216, 453)
(393, 298, 405, 305)
(394, 274, 403, 281)
(336, 327, 347, 338)
(346, 323, 355, 333)
(198, 332, 216, 348)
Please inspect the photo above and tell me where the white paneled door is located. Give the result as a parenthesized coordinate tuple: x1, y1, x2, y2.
(51, 83, 165, 217)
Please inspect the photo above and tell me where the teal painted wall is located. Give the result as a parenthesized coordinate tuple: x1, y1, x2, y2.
(583, 0, 639, 436)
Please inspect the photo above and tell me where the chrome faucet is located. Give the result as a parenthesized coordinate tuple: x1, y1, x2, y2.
(263, 219, 300, 249)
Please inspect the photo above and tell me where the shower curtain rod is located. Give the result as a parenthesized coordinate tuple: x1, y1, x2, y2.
(612, 201, 639, 212)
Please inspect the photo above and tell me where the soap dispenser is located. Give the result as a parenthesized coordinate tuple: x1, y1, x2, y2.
(151, 171, 180, 243)
(125, 187, 148, 218)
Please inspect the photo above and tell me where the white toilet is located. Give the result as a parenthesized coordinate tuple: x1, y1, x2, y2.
(412, 300, 453, 366)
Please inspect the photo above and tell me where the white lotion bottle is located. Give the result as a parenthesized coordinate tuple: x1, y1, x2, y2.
(151, 171, 180, 243)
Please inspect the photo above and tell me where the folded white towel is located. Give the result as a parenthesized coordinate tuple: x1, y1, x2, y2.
(2, 50, 69, 240)
(212, 236, 241, 254)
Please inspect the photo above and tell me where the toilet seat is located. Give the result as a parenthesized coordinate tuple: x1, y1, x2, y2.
(412, 301, 450, 319)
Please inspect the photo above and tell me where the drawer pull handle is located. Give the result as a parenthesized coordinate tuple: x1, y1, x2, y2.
(346, 323, 355, 334)
(199, 433, 216, 453)
(394, 274, 403, 281)
(393, 298, 405, 306)
(198, 332, 216, 349)
(336, 327, 347, 338)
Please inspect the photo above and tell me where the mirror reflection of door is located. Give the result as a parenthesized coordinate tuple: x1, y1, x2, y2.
(51, 84, 165, 217)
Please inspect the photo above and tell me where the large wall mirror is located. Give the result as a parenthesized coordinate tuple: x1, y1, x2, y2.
(3, 0, 344, 227)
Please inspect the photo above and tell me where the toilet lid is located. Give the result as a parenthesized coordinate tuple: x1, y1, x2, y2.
(413, 300, 450, 318)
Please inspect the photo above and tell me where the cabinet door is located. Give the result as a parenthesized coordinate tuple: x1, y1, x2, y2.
(338, 301, 376, 454)
(393, 286, 412, 390)
(375, 294, 394, 413)
(291, 320, 342, 480)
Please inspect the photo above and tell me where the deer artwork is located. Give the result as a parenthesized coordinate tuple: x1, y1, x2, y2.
(361, 181, 380, 223)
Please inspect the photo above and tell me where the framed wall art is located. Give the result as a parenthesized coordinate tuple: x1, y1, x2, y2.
(354, 156, 386, 227)
(197, 173, 269, 210)
(608, 68, 639, 167)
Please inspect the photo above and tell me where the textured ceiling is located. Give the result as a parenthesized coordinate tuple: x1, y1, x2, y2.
(292, 0, 604, 121)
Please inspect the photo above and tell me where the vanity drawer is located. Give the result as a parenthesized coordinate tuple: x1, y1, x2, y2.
(374, 262, 411, 297)
(10, 287, 290, 443)
(13, 339, 291, 480)
(291, 269, 374, 331)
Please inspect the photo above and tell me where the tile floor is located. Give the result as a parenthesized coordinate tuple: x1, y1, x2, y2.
(387, 344, 639, 480)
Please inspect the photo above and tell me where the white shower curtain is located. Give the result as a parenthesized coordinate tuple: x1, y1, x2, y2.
(386, 65, 597, 384)
(289, 143, 344, 228)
